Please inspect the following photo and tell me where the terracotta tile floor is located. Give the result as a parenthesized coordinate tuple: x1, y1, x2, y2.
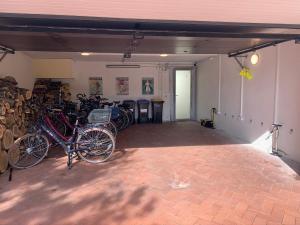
(1, 122, 300, 225)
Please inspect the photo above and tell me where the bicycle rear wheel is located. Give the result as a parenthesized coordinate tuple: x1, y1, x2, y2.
(76, 127, 115, 163)
(8, 133, 49, 169)
(119, 109, 129, 130)
(127, 110, 134, 124)
(105, 121, 118, 138)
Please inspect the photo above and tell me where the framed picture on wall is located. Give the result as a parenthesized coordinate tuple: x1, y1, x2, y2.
(142, 77, 154, 95)
(89, 77, 103, 96)
(116, 77, 129, 95)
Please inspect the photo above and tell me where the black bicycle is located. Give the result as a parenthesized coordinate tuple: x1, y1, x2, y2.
(8, 109, 115, 169)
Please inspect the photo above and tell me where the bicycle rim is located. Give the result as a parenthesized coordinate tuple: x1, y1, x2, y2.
(8, 134, 49, 169)
(76, 128, 115, 163)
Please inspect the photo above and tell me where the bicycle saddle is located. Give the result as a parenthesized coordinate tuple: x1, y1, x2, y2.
(47, 107, 62, 113)
(272, 123, 282, 127)
(103, 102, 113, 106)
(52, 108, 62, 112)
(67, 112, 77, 117)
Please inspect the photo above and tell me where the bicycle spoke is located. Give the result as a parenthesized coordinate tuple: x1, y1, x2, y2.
(18, 152, 28, 162)
(18, 153, 30, 163)
(32, 146, 48, 153)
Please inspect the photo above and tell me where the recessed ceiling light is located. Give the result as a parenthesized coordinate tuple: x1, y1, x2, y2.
(250, 53, 259, 65)
(160, 54, 168, 57)
(81, 52, 91, 56)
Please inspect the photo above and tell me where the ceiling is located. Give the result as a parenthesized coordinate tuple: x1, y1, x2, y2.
(0, 14, 300, 55)
(24, 52, 215, 63)
(1, 0, 300, 24)
(0, 31, 276, 54)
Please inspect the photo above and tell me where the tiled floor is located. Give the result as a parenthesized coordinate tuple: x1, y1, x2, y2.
(0, 122, 300, 225)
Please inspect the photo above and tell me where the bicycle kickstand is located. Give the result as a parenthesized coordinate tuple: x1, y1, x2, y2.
(67, 152, 73, 169)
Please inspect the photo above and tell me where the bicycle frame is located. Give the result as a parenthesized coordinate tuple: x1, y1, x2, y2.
(40, 115, 75, 153)
(41, 114, 107, 152)
(56, 111, 75, 130)
(30, 108, 115, 169)
(55, 111, 109, 130)
(41, 123, 69, 152)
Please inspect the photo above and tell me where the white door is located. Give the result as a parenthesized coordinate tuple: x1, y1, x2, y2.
(175, 70, 191, 120)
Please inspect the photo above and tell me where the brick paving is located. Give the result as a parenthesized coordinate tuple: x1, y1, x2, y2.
(0, 122, 300, 225)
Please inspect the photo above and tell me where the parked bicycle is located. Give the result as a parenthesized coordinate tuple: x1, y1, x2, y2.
(76, 93, 134, 131)
(49, 107, 118, 138)
(8, 108, 115, 169)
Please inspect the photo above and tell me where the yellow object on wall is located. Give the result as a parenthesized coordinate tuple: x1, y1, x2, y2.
(32, 59, 73, 78)
(240, 67, 253, 80)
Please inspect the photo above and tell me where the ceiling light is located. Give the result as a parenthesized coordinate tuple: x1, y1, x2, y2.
(160, 54, 168, 57)
(250, 53, 259, 65)
(81, 52, 91, 56)
(106, 64, 140, 68)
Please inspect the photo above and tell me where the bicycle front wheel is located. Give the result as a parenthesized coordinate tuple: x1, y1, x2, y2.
(8, 133, 49, 169)
(76, 127, 115, 163)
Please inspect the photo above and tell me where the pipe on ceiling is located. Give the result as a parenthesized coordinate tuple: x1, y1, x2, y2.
(227, 39, 291, 57)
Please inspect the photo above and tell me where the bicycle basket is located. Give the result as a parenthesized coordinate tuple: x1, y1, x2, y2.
(88, 109, 111, 124)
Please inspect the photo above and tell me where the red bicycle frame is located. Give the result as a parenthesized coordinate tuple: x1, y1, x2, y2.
(44, 115, 70, 142)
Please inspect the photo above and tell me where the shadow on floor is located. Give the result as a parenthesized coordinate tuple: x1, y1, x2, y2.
(0, 146, 158, 225)
(280, 156, 300, 177)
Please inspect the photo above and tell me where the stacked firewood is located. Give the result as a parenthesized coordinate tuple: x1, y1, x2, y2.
(0, 76, 33, 173)
(33, 79, 71, 106)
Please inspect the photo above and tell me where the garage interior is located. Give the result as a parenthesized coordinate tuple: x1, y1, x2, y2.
(1, 4, 300, 225)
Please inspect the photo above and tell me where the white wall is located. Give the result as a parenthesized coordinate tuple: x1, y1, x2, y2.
(197, 41, 300, 162)
(196, 57, 219, 120)
(0, 52, 34, 89)
(277, 42, 300, 162)
(57, 61, 171, 121)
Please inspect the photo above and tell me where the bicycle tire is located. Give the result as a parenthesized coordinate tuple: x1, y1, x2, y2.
(8, 133, 49, 169)
(113, 113, 126, 131)
(76, 127, 115, 163)
(126, 110, 134, 124)
(105, 121, 118, 138)
(119, 109, 129, 130)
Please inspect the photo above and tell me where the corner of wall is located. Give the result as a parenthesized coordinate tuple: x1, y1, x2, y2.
(0, 51, 34, 89)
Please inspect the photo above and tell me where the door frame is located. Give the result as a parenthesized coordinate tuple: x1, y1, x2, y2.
(170, 66, 197, 121)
